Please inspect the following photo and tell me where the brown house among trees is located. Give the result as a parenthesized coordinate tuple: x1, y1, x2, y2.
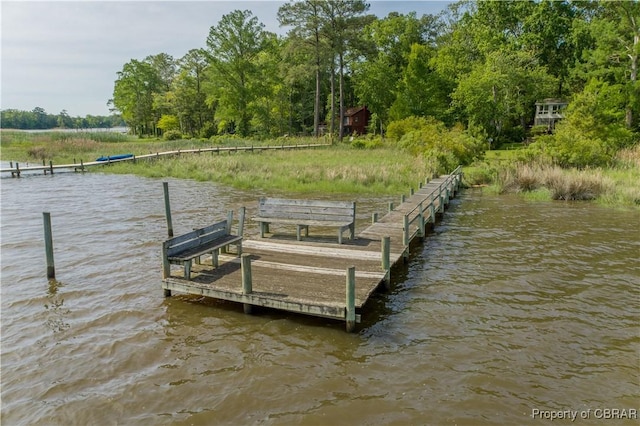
(343, 106, 371, 135)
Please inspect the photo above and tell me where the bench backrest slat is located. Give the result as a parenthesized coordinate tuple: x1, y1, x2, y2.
(165, 219, 229, 257)
(257, 198, 355, 222)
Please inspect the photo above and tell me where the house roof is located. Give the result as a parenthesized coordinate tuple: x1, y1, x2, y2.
(344, 106, 367, 116)
(535, 98, 567, 106)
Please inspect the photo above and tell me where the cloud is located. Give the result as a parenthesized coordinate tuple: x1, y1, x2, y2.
(1, 1, 451, 117)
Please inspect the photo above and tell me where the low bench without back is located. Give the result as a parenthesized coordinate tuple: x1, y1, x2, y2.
(162, 219, 242, 280)
(252, 197, 356, 244)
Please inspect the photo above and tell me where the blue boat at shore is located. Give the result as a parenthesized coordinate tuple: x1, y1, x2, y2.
(96, 154, 134, 162)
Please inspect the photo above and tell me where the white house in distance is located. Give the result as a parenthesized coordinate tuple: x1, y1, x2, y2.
(534, 98, 568, 131)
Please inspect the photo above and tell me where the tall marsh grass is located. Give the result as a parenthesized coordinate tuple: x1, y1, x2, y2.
(498, 163, 609, 200)
(107, 146, 434, 195)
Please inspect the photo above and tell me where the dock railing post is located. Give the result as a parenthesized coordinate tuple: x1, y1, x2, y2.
(346, 266, 356, 332)
(403, 214, 410, 247)
(49, 161, 54, 175)
(372, 212, 378, 224)
(163, 182, 174, 237)
(388, 202, 394, 212)
(43, 212, 55, 279)
(402, 214, 410, 261)
(241, 254, 253, 314)
(382, 237, 390, 291)
(429, 194, 436, 229)
(418, 201, 425, 239)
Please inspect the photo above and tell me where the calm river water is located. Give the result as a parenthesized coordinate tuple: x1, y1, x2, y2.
(1, 170, 638, 425)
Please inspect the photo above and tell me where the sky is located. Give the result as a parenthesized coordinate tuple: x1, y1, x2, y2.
(1, 1, 453, 117)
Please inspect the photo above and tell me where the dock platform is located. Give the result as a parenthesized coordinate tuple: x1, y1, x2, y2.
(162, 167, 462, 331)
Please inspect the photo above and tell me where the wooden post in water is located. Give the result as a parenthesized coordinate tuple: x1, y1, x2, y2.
(241, 254, 253, 314)
(381, 236, 390, 291)
(15, 163, 20, 178)
(49, 161, 54, 175)
(346, 266, 356, 332)
(163, 182, 174, 237)
(43, 159, 47, 175)
(43, 212, 55, 279)
(10, 162, 14, 178)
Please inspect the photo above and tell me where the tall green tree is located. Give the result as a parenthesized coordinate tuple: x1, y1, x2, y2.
(319, 0, 371, 140)
(574, 1, 639, 130)
(452, 50, 555, 143)
(355, 11, 443, 134)
(112, 58, 163, 135)
(390, 43, 451, 123)
(278, 0, 329, 137)
(167, 49, 212, 137)
(205, 9, 269, 136)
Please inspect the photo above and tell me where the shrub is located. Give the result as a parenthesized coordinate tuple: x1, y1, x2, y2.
(386, 116, 431, 141)
(163, 130, 182, 141)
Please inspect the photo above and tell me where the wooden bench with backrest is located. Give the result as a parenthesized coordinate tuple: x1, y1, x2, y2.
(252, 197, 356, 244)
(162, 215, 243, 280)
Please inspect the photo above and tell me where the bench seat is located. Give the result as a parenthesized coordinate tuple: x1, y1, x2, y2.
(252, 198, 356, 244)
(162, 219, 242, 280)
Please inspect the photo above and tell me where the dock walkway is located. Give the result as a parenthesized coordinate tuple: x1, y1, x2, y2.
(162, 167, 463, 331)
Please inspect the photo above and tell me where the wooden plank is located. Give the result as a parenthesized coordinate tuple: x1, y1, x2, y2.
(162, 279, 360, 321)
(242, 239, 401, 262)
(216, 254, 386, 279)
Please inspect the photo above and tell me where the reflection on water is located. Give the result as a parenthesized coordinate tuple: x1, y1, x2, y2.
(1, 173, 638, 425)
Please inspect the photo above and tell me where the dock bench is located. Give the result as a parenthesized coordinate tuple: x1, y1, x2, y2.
(252, 198, 356, 244)
(162, 219, 242, 280)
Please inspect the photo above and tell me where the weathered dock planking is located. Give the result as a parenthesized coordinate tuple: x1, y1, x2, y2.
(0, 143, 330, 177)
(162, 166, 463, 331)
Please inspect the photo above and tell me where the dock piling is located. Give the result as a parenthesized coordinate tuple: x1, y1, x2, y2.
(382, 236, 390, 291)
(242, 254, 253, 314)
(43, 212, 55, 279)
(346, 266, 356, 332)
(163, 182, 174, 237)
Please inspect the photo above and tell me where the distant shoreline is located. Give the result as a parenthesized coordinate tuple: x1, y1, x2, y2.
(0, 127, 129, 133)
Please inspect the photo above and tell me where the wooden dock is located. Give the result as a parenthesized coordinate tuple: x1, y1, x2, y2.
(162, 167, 463, 332)
(0, 143, 330, 177)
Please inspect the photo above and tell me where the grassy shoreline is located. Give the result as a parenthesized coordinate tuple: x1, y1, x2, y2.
(0, 130, 434, 196)
(2, 130, 638, 206)
(463, 144, 640, 207)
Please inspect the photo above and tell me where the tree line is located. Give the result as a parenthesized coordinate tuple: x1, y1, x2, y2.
(112, 0, 636, 149)
(0, 107, 125, 130)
